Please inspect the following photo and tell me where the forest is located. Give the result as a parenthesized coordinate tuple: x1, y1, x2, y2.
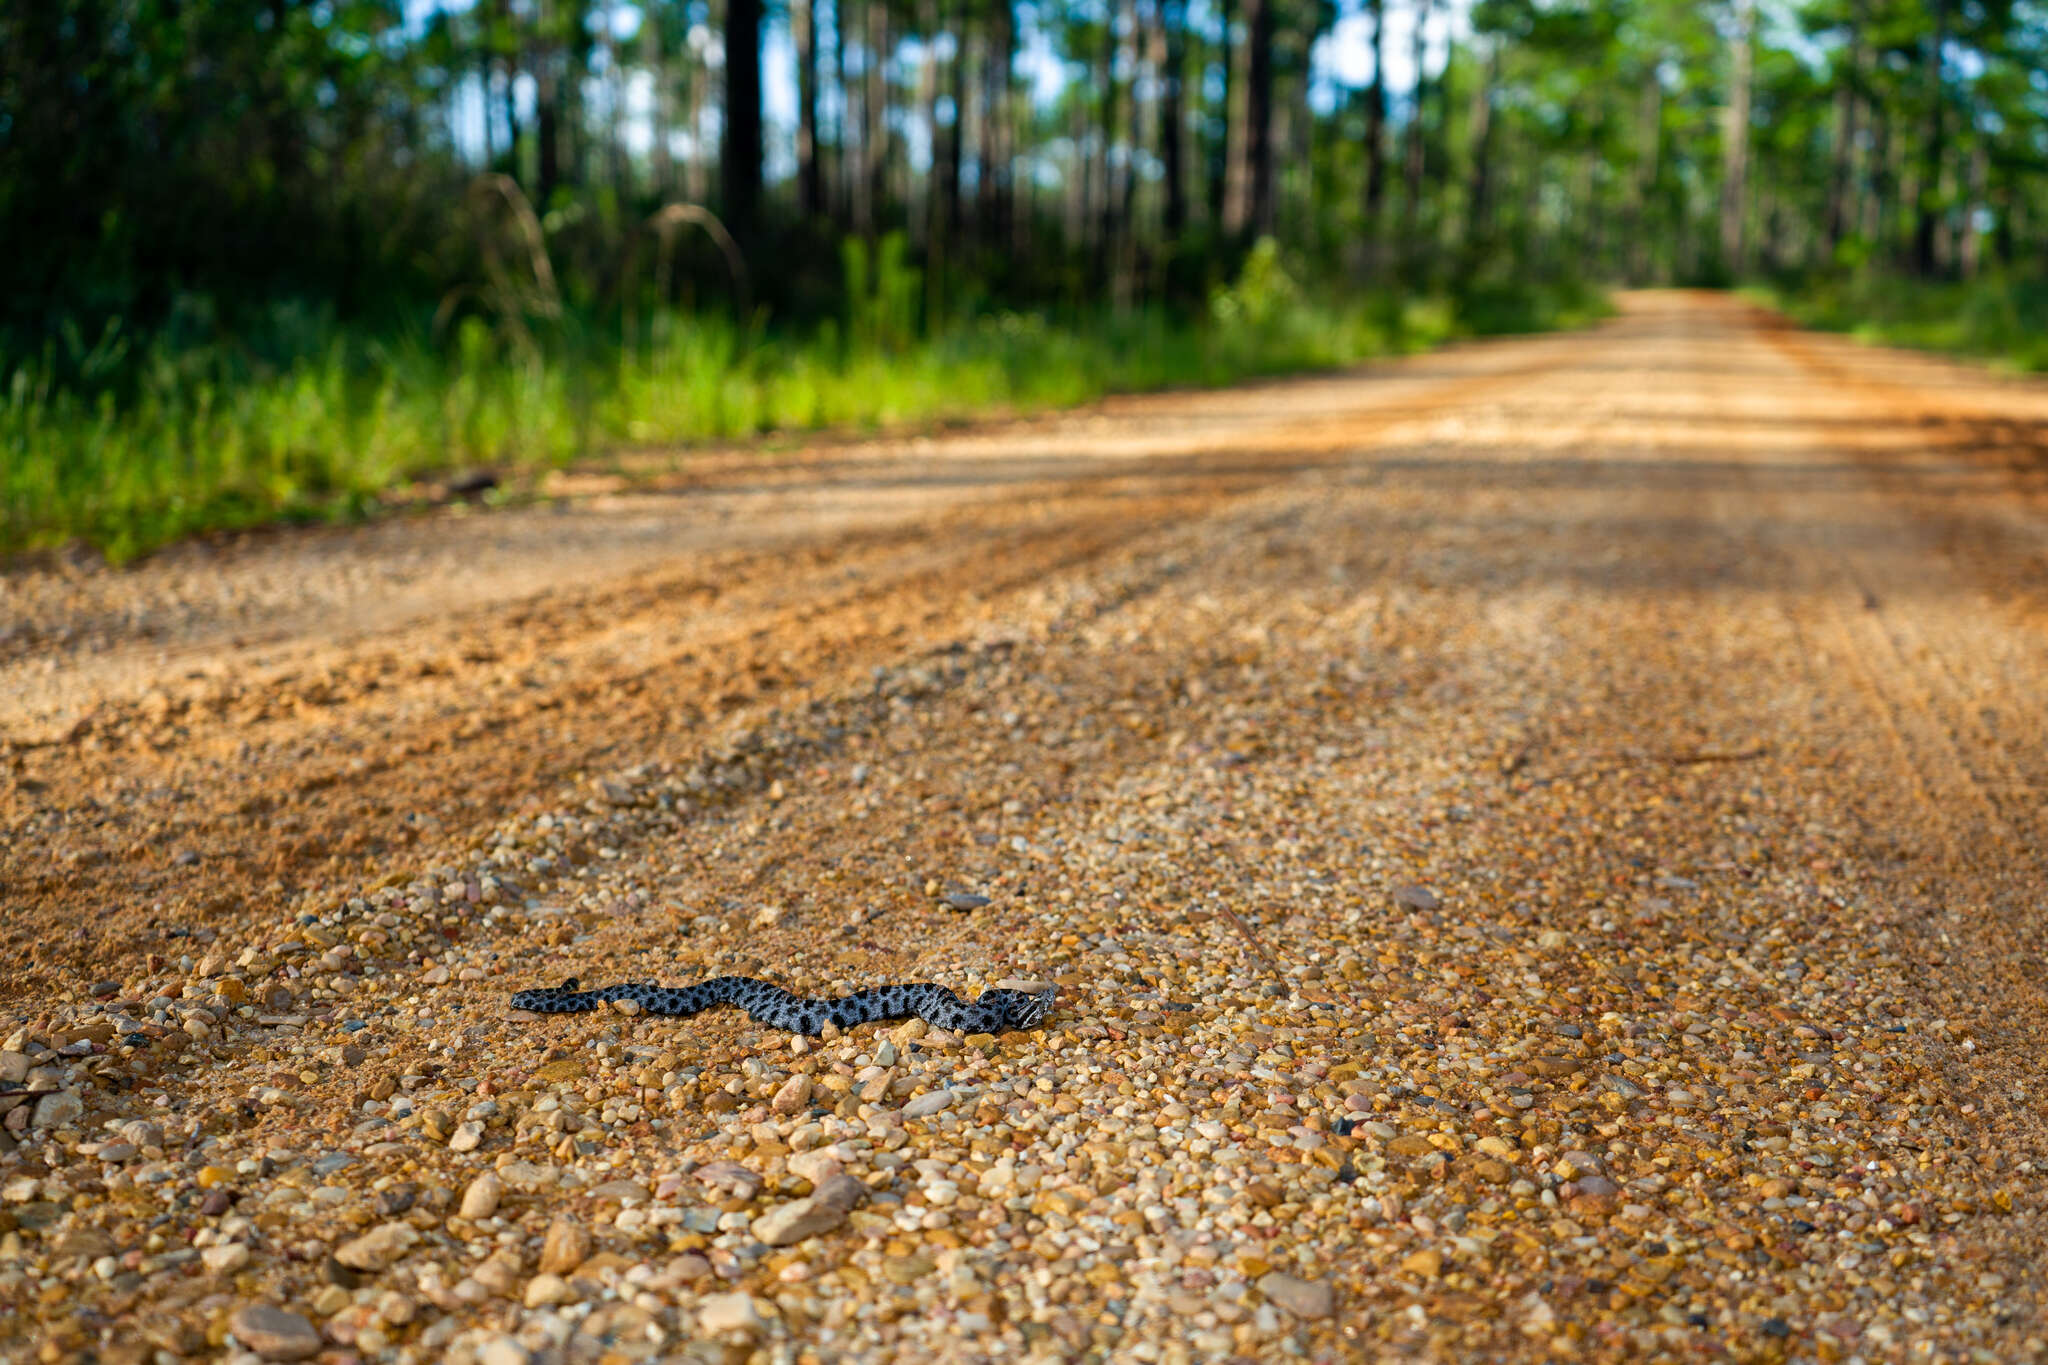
(3, 0, 2045, 559)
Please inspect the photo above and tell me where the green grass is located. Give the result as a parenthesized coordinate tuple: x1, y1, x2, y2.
(1753, 273, 2048, 373)
(2, 251, 1607, 564)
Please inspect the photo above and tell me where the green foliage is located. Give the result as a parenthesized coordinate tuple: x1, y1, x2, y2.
(1759, 275, 2048, 373)
(1452, 277, 1614, 337)
(1208, 240, 1304, 331)
(14, 0, 2039, 562)
(840, 234, 924, 354)
(1, 271, 1604, 563)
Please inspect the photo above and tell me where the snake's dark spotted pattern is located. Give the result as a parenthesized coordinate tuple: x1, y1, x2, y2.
(509, 976, 1056, 1036)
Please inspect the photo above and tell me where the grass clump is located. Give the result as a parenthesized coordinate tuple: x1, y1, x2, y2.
(1756, 273, 2048, 372)
(3, 243, 1606, 563)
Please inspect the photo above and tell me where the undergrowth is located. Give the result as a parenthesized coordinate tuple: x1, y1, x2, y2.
(3, 242, 1608, 564)
(1754, 273, 2048, 373)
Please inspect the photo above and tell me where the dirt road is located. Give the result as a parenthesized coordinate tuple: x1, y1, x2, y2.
(4, 291, 2047, 1363)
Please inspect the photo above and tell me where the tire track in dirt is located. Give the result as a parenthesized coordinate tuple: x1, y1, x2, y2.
(2, 337, 1596, 1004)
(0, 494, 1199, 994)
(1700, 307, 2048, 1305)
(1412, 295, 2048, 1344)
(13, 293, 2048, 1363)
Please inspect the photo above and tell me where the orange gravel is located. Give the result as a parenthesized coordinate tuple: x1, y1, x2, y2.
(3, 292, 2047, 1365)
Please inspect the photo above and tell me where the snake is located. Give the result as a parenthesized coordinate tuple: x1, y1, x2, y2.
(509, 976, 1057, 1036)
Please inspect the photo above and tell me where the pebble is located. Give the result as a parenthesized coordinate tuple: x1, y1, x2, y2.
(771, 1073, 813, 1114)
(694, 1161, 762, 1200)
(333, 1221, 419, 1272)
(202, 1242, 252, 1273)
(1258, 1272, 1335, 1320)
(1393, 884, 1441, 910)
(1401, 1248, 1443, 1279)
(902, 1090, 955, 1119)
(787, 1150, 846, 1185)
(459, 1171, 502, 1219)
(750, 1173, 869, 1246)
(448, 1119, 485, 1152)
(476, 1335, 531, 1365)
(228, 1304, 322, 1361)
(699, 1292, 768, 1336)
(471, 1251, 523, 1297)
(537, 1218, 592, 1275)
(30, 1091, 83, 1129)
(585, 1178, 647, 1201)
(523, 1273, 572, 1309)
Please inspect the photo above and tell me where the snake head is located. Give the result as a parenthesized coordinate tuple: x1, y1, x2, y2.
(984, 984, 1057, 1031)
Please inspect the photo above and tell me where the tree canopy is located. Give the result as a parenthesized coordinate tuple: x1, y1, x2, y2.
(3, 0, 2044, 355)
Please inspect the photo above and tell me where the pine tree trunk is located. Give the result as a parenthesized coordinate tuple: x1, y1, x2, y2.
(1116, 0, 1143, 304)
(1913, 0, 1948, 277)
(1824, 4, 1864, 253)
(866, 1, 890, 238)
(497, 0, 520, 179)
(943, 6, 965, 248)
(685, 44, 708, 205)
(1067, 93, 1088, 252)
(836, 0, 855, 227)
(1630, 69, 1661, 282)
(1433, 23, 1455, 209)
(915, 0, 940, 251)
(1154, 0, 1187, 241)
(794, 0, 822, 218)
(600, 17, 625, 197)
(1213, 0, 1238, 230)
(478, 12, 496, 166)
(1579, 150, 1603, 269)
(970, 2, 1011, 250)
(1862, 104, 1887, 250)
(990, 3, 1020, 252)
(975, 15, 997, 238)
(723, 0, 763, 243)
(1466, 43, 1498, 250)
(1402, 0, 1429, 255)
(1244, 0, 1275, 239)
(849, 2, 873, 237)
(558, 0, 591, 190)
(1093, 19, 1117, 277)
(1719, 0, 1754, 276)
(648, 6, 673, 198)
(536, 61, 559, 208)
(1285, 26, 1312, 245)
(1364, 0, 1387, 230)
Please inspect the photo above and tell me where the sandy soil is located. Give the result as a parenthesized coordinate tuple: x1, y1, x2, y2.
(3, 292, 2047, 1364)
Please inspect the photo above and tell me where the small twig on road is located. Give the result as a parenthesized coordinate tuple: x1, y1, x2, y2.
(1216, 903, 1284, 979)
(1212, 903, 1359, 1013)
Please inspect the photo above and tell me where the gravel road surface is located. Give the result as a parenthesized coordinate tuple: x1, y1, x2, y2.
(4, 292, 2047, 1364)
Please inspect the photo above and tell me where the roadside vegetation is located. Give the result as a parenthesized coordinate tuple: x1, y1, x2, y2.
(1, 245, 1603, 565)
(1759, 274, 2048, 373)
(4, 0, 2038, 561)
